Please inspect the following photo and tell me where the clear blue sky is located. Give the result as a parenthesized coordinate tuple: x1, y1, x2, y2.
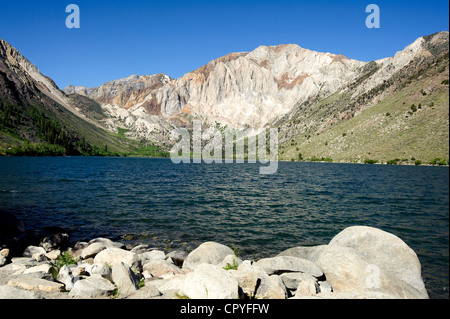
(0, 0, 448, 89)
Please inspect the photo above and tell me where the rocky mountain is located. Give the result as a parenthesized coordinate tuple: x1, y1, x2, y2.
(1, 31, 448, 162)
(0, 39, 138, 155)
(64, 45, 367, 130)
(276, 31, 449, 163)
(63, 74, 177, 144)
(64, 73, 173, 109)
(152, 46, 366, 128)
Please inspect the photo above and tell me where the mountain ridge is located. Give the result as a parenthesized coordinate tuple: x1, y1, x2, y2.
(62, 32, 448, 130)
(276, 31, 449, 163)
(1, 32, 449, 163)
(0, 39, 150, 156)
(61, 40, 369, 143)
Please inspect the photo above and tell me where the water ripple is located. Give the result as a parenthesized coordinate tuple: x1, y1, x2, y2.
(0, 157, 448, 298)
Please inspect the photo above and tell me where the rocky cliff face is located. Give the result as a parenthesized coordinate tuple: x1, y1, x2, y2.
(2, 31, 447, 160)
(154, 45, 366, 128)
(0, 39, 61, 108)
(0, 39, 106, 130)
(63, 74, 177, 143)
(64, 73, 173, 110)
(64, 31, 448, 139)
(66, 45, 367, 130)
(0, 39, 138, 155)
(350, 31, 449, 103)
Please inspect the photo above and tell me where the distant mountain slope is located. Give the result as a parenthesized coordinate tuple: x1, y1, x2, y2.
(277, 31, 449, 164)
(64, 73, 173, 109)
(63, 74, 177, 145)
(62, 32, 448, 166)
(65, 44, 366, 130)
(0, 39, 137, 156)
(152, 45, 366, 128)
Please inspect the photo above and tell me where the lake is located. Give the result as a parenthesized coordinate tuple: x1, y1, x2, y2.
(0, 157, 448, 298)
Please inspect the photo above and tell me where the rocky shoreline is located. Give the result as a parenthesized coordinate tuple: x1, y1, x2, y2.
(0, 218, 429, 299)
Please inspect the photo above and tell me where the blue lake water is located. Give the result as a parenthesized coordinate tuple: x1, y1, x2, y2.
(0, 157, 448, 298)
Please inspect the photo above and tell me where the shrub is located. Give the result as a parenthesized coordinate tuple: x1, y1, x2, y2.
(56, 251, 79, 269)
(138, 277, 145, 288)
(232, 245, 242, 258)
(5, 143, 66, 156)
(414, 160, 422, 165)
(223, 258, 240, 271)
(364, 159, 378, 164)
(429, 158, 448, 166)
(175, 292, 190, 299)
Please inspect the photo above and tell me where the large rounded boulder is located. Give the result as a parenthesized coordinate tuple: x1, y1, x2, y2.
(328, 226, 427, 296)
(316, 226, 429, 299)
(182, 242, 235, 271)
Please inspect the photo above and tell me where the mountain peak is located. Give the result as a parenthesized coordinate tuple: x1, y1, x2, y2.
(1, 39, 38, 75)
(1, 32, 448, 161)
(63, 73, 173, 109)
(0, 38, 74, 111)
(421, 31, 449, 57)
(101, 73, 172, 87)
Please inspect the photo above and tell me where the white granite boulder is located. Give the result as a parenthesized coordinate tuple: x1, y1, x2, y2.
(181, 263, 239, 299)
(111, 262, 140, 296)
(182, 242, 235, 270)
(69, 274, 116, 298)
(93, 247, 137, 268)
(254, 256, 323, 278)
(328, 226, 427, 297)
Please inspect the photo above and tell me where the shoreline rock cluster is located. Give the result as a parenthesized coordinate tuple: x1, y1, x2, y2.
(0, 225, 429, 299)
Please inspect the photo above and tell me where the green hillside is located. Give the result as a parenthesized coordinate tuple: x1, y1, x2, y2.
(0, 94, 169, 157)
(0, 96, 134, 156)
